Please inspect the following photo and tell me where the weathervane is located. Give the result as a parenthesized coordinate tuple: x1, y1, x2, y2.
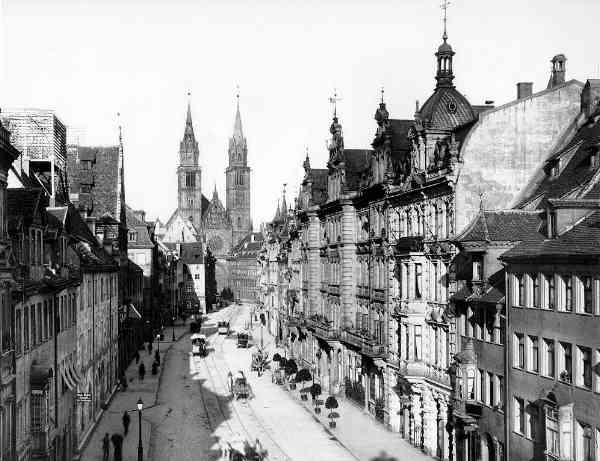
(380, 85, 385, 104)
(236, 84, 240, 107)
(117, 112, 122, 143)
(441, 0, 451, 41)
(329, 88, 342, 118)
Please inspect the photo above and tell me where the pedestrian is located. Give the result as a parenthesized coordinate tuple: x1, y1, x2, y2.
(102, 433, 109, 461)
(120, 373, 128, 390)
(135, 350, 140, 364)
(139, 362, 146, 381)
(122, 411, 130, 436)
(147, 341, 153, 354)
(154, 349, 160, 365)
(151, 360, 159, 375)
(111, 433, 123, 461)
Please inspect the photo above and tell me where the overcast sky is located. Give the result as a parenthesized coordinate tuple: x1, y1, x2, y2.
(1, 0, 599, 226)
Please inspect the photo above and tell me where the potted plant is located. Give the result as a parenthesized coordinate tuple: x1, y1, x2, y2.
(311, 383, 322, 414)
(325, 396, 339, 428)
(295, 369, 312, 400)
(285, 359, 298, 389)
(272, 353, 282, 365)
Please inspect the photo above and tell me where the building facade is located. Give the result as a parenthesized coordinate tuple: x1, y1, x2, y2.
(229, 232, 262, 302)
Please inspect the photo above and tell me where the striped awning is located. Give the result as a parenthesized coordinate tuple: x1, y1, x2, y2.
(61, 363, 77, 391)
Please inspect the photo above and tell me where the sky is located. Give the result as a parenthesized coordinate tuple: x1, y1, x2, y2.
(1, 0, 599, 226)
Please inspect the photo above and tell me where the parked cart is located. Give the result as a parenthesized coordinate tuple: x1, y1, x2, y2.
(231, 372, 250, 400)
(272, 368, 285, 385)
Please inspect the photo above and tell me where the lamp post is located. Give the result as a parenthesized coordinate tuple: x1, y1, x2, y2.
(172, 316, 176, 342)
(156, 334, 160, 355)
(137, 398, 143, 461)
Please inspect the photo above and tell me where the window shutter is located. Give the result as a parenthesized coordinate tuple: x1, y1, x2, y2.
(559, 403, 574, 460)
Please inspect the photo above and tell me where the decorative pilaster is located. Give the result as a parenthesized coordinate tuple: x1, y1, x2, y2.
(422, 386, 437, 456)
(340, 200, 357, 329)
(307, 211, 320, 316)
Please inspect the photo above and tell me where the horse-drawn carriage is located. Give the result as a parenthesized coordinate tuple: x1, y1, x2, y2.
(222, 435, 267, 461)
(190, 333, 207, 357)
(218, 321, 230, 335)
(271, 368, 285, 385)
(237, 332, 250, 348)
(231, 372, 251, 400)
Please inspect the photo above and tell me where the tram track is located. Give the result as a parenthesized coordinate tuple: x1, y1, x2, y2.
(199, 304, 292, 461)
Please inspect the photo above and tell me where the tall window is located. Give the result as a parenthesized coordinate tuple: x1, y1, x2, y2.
(547, 274, 556, 309)
(488, 372, 494, 406)
(532, 274, 539, 307)
(472, 257, 483, 282)
(31, 306, 36, 347)
(560, 342, 572, 382)
(565, 276, 573, 312)
(24, 306, 29, 350)
(583, 277, 593, 314)
(545, 407, 560, 458)
(415, 264, 422, 299)
(515, 397, 525, 434)
(544, 339, 555, 377)
(414, 325, 422, 360)
(517, 275, 525, 306)
(578, 346, 592, 389)
(185, 172, 195, 188)
(515, 333, 525, 368)
(530, 336, 539, 372)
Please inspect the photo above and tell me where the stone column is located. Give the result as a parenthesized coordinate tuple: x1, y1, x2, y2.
(340, 200, 357, 329)
(307, 210, 320, 316)
(411, 392, 422, 447)
(422, 386, 437, 456)
(439, 397, 450, 461)
(387, 366, 401, 432)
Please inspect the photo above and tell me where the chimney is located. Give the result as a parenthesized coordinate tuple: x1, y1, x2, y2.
(517, 82, 533, 100)
(547, 54, 567, 89)
(581, 79, 600, 118)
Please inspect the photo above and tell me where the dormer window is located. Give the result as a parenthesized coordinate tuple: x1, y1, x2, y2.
(545, 158, 560, 178)
(548, 209, 557, 238)
(472, 256, 483, 282)
(128, 232, 137, 242)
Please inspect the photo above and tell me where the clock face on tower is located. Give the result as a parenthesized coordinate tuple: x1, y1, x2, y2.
(207, 235, 224, 252)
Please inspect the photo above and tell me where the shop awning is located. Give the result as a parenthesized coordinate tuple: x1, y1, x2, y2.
(69, 362, 83, 386)
(61, 363, 77, 391)
(128, 304, 142, 319)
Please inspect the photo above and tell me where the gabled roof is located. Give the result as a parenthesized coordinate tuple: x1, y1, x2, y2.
(231, 232, 263, 259)
(389, 119, 412, 156)
(7, 187, 46, 231)
(515, 113, 600, 208)
(456, 210, 544, 243)
(125, 205, 153, 249)
(501, 210, 600, 260)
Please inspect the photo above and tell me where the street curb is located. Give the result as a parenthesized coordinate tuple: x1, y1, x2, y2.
(279, 380, 363, 461)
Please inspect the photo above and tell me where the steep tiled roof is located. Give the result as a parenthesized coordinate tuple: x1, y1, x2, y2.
(180, 242, 204, 264)
(456, 210, 543, 243)
(344, 149, 372, 191)
(517, 114, 600, 208)
(501, 210, 600, 260)
(389, 119, 412, 155)
(417, 87, 477, 131)
(231, 232, 263, 259)
(7, 188, 45, 231)
(125, 205, 153, 249)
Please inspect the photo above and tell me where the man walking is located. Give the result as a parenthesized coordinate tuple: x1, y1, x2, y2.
(102, 433, 110, 461)
(135, 350, 140, 364)
(139, 362, 146, 382)
(122, 410, 131, 436)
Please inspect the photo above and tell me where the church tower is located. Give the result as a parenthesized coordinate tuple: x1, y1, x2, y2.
(226, 93, 251, 245)
(178, 99, 203, 233)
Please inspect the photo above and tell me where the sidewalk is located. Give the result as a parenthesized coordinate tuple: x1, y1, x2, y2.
(256, 326, 433, 461)
(78, 323, 189, 461)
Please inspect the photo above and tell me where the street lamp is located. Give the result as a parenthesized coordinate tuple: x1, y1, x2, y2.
(172, 316, 176, 342)
(156, 334, 160, 355)
(137, 397, 143, 461)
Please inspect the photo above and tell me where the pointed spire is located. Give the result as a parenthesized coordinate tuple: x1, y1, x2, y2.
(184, 91, 195, 139)
(233, 86, 244, 140)
(213, 182, 218, 200)
(118, 112, 126, 226)
(441, 0, 450, 43)
(281, 183, 288, 215)
(435, 0, 455, 88)
(275, 199, 281, 220)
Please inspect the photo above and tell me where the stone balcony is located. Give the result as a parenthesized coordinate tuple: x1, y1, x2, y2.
(357, 285, 369, 298)
(0, 350, 15, 384)
(372, 288, 385, 303)
(341, 329, 386, 358)
(398, 360, 451, 388)
(328, 284, 340, 296)
(305, 315, 340, 341)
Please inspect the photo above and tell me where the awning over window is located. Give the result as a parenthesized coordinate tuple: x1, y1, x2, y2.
(128, 304, 142, 319)
(61, 363, 77, 391)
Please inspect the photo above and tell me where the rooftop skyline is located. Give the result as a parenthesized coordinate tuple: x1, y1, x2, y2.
(1, 0, 599, 226)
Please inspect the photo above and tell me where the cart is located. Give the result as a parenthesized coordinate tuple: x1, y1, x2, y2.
(237, 332, 250, 348)
(251, 350, 269, 375)
(191, 333, 207, 357)
(231, 373, 250, 400)
(218, 321, 230, 335)
(272, 368, 285, 385)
